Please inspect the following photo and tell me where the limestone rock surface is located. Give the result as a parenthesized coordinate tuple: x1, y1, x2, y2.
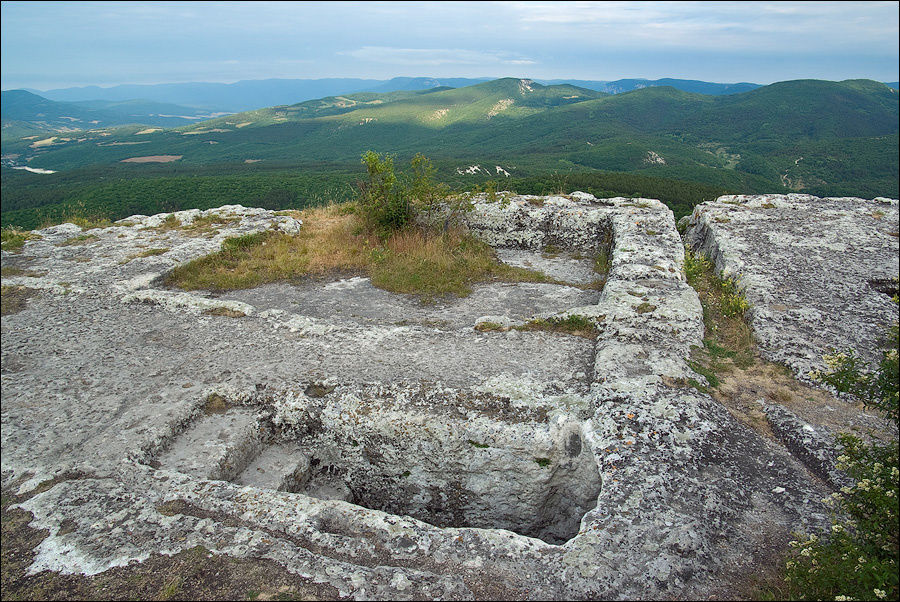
(1, 194, 852, 599)
(684, 194, 899, 380)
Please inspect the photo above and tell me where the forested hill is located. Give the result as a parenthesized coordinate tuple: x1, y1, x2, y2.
(27, 76, 758, 113)
(2, 77, 897, 230)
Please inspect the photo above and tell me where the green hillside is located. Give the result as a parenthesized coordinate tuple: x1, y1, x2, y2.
(2, 78, 897, 229)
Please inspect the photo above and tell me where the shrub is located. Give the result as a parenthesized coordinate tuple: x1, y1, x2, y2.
(814, 324, 899, 424)
(408, 153, 450, 212)
(784, 321, 899, 600)
(356, 151, 468, 237)
(356, 151, 412, 236)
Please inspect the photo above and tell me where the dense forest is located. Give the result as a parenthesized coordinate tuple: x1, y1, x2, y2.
(0, 160, 732, 230)
(2, 77, 896, 230)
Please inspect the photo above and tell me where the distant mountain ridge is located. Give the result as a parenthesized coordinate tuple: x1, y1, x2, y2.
(536, 78, 761, 95)
(4, 77, 896, 203)
(1, 89, 220, 132)
(2, 77, 897, 232)
(23, 78, 489, 113)
(23, 76, 765, 114)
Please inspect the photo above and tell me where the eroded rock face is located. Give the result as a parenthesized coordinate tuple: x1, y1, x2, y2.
(684, 194, 899, 381)
(2, 195, 836, 599)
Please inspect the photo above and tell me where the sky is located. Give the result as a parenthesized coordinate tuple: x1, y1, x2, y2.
(1, 0, 898, 91)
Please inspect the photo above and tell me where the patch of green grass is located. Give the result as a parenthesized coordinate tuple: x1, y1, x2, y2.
(542, 243, 562, 258)
(687, 357, 721, 389)
(635, 302, 657, 314)
(160, 576, 183, 600)
(0, 266, 46, 278)
(593, 248, 611, 274)
(534, 457, 551, 467)
(519, 314, 598, 338)
(122, 247, 169, 263)
(476, 314, 598, 338)
(687, 377, 710, 395)
(1, 229, 41, 252)
(468, 440, 490, 448)
(684, 247, 755, 387)
(65, 216, 112, 230)
(474, 321, 506, 332)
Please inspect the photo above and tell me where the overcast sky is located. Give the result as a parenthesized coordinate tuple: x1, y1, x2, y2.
(2, 1, 898, 90)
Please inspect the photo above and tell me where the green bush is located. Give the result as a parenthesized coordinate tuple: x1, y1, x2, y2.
(356, 151, 468, 238)
(357, 151, 412, 236)
(815, 324, 899, 424)
(408, 153, 450, 211)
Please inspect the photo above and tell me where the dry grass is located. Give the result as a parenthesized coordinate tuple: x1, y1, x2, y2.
(681, 247, 884, 442)
(202, 307, 247, 318)
(151, 215, 184, 232)
(165, 203, 550, 300)
(1, 285, 38, 316)
(57, 233, 99, 247)
(368, 226, 550, 299)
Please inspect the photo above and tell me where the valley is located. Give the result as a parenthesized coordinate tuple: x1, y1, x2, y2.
(2, 76, 898, 234)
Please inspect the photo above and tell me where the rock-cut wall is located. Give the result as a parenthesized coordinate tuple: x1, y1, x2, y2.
(684, 193, 899, 380)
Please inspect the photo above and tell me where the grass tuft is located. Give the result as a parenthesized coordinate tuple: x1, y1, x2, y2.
(1, 285, 38, 315)
(476, 314, 598, 338)
(1, 229, 41, 252)
(57, 233, 99, 247)
(122, 247, 169, 263)
(520, 314, 598, 338)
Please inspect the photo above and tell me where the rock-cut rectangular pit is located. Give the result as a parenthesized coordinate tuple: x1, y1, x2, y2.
(152, 390, 601, 546)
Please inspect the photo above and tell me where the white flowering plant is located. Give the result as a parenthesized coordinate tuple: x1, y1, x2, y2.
(785, 321, 898, 600)
(813, 324, 899, 424)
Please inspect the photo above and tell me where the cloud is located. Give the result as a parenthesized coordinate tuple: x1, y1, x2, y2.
(343, 46, 536, 67)
(500, 0, 900, 51)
